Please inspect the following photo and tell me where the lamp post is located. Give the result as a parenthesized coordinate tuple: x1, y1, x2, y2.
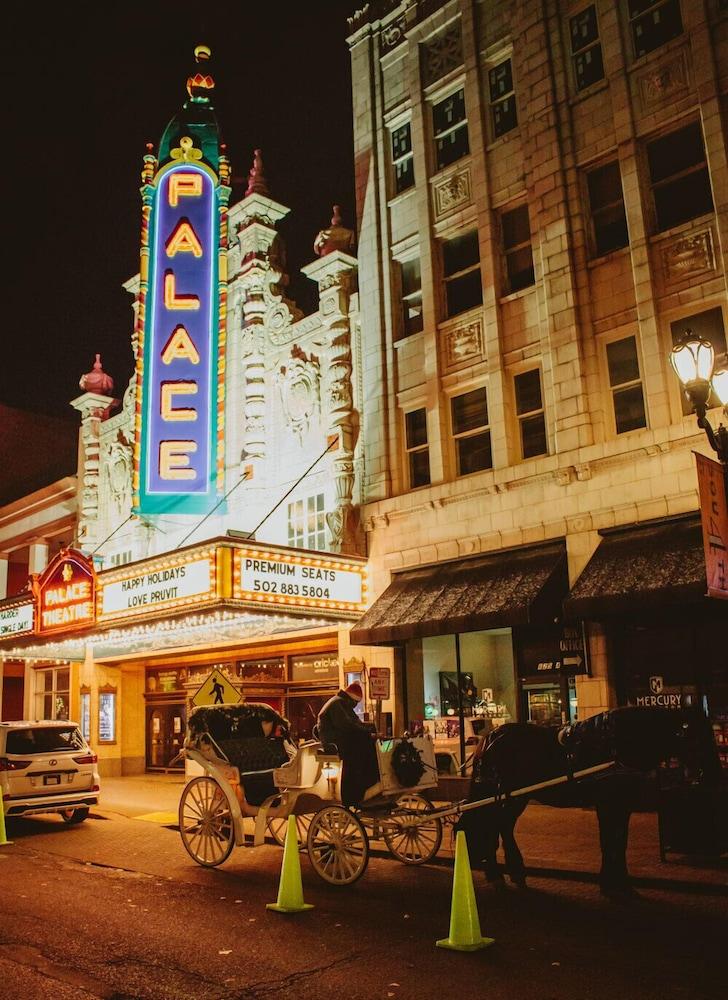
(669, 329, 728, 494)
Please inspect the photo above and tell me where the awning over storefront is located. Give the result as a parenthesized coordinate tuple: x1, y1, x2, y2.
(349, 541, 567, 646)
(563, 515, 706, 619)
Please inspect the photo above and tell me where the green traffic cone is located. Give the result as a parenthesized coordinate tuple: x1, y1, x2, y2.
(266, 815, 314, 914)
(0, 794, 12, 846)
(436, 830, 494, 952)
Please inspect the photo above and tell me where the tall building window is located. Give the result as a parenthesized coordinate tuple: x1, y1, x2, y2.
(398, 257, 423, 339)
(586, 161, 629, 256)
(629, 0, 683, 59)
(647, 122, 713, 232)
(442, 231, 482, 317)
(570, 6, 604, 92)
(670, 308, 728, 414)
(489, 59, 518, 138)
(35, 666, 70, 721)
(287, 494, 327, 551)
(433, 89, 469, 170)
(451, 388, 492, 476)
(391, 122, 414, 195)
(606, 337, 647, 434)
(501, 205, 535, 293)
(514, 369, 547, 459)
(405, 408, 430, 488)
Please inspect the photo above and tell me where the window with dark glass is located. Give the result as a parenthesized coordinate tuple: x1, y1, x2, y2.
(489, 60, 518, 138)
(570, 6, 604, 91)
(405, 408, 430, 488)
(648, 122, 713, 232)
(628, 0, 683, 59)
(392, 122, 414, 195)
(514, 369, 547, 459)
(670, 308, 728, 414)
(502, 205, 535, 293)
(442, 230, 482, 317)
(451, 388, 492, 475)
(587, 161, 628, 256)
(606, 337, 646, 434)
(398, 257, 423, 339)
(433, 89, 469, 170)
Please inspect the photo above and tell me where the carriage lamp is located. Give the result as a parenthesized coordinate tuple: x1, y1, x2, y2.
(322, 759, 340, 793)
(670, 329, 728, 474)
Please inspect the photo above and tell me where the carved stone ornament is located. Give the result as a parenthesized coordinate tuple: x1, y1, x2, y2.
(381, 15, 407, 51)
(444, 318, 483, 368)
(434, 167, 471, 218)
(105, 431, 133, 516)
(662, 229, 715, 282)
(275, 346, 321, 443)
(639, 50, 689, 108)
(422, 21, 463, 87)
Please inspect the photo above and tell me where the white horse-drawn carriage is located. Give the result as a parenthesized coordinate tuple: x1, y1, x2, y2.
(178, 703, 443, 885)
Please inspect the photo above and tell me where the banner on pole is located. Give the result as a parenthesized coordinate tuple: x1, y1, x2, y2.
(695, 451, 728, 600)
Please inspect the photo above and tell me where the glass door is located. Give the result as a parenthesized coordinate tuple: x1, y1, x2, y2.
(146, 703, 186, 769)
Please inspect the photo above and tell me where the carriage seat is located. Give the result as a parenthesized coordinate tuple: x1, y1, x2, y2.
(273, 743, 321, 789)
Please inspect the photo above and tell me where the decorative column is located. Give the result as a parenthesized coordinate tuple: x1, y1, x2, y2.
(71, 355, 116, 550)
(233, 151, 291, 472)
(303, 207, 362, 555)
(0, 555, 8, 600)
(28, 540, 50, 575)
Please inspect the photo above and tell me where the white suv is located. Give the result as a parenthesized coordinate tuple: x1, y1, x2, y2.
(0, 721, 100, 824)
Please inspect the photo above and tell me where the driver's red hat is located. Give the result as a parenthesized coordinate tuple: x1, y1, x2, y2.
(345, 681, 363, 701)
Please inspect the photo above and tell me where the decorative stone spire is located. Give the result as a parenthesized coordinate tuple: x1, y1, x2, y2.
(79, 354, 114, 395)
(314, 205, 356, 257)
(245, 149, 269, 197)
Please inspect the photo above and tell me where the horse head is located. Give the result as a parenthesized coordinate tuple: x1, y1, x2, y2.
(671, 708, 723, 785)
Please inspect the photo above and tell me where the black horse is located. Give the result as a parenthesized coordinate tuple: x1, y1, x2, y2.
(456, 706, 723, 899)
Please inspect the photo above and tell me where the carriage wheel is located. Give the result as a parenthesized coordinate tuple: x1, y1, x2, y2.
(307, 806, 369, 886)
(383, 792, 443, 865)
(179, 776, 235, 868)
(267, 814, 311, 849)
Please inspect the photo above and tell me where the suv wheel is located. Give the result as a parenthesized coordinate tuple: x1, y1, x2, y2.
(61, 807, 90, 825)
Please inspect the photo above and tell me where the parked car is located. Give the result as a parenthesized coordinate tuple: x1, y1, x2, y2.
(0, 721, 100, 823)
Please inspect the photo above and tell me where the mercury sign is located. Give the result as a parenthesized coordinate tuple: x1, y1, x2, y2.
(138, 162, 221, 514)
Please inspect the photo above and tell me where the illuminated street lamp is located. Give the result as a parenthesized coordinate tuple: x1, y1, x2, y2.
(670, 329, 728, 472)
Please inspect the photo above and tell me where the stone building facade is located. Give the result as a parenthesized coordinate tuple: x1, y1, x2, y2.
(346, 0, 728, 752)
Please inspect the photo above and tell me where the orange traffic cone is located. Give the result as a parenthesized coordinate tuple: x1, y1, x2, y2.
(436, 830, 493, 951)
(266, 816, 313, 914)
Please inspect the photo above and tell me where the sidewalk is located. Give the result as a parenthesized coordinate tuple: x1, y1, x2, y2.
(97, 773, 728, 892)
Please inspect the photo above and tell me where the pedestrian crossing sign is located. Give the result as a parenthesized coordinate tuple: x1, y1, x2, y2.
(191, 667, 241, 708)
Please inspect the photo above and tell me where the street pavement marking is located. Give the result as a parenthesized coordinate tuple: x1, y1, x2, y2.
(135, 811, 179, 826)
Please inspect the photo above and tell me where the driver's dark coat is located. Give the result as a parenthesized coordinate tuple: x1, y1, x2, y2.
(316, 689, 369, 750)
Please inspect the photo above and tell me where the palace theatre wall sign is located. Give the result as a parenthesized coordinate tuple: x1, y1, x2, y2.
(34, 550, 96, 634)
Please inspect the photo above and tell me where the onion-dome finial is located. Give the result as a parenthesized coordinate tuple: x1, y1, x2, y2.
(79, 354, 114, 395)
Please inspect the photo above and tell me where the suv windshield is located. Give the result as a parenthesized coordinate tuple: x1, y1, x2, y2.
(6, 727, 85, 755)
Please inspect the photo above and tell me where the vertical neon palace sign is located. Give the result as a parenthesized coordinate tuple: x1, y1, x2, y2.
(134, 46, 230, 515)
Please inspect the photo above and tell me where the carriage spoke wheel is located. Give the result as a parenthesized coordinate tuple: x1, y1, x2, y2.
(179, 776, 235, 868)
(307, 806, 369, 885)
(383, 792, 443, 865)
(267, 814, 311, 850)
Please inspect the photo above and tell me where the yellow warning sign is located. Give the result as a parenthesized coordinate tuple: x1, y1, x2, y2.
(191, 667, 241, 708)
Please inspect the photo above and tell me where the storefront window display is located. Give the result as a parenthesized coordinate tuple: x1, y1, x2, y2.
(415, 630, 517, 770)
(98, 687, 117, 743)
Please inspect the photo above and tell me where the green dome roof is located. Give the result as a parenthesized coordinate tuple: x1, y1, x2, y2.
(157, 45, 222, 175)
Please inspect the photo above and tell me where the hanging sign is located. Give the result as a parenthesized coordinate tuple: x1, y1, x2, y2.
(137, 161, 221, 515)
(695, 452, 728, 600)
(234, 549, 365, 612)
(369, 667, 391, 700)
(36, 549, 96, 635)
(98, 554, 216, 621)
(0, 599, 34, 639)
(191, 666, 241, 708)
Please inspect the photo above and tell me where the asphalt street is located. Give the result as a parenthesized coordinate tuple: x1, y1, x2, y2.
(0, 789, 726, 1000)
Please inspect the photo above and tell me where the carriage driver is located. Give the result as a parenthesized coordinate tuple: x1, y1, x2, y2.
(316, 682, 380, 807)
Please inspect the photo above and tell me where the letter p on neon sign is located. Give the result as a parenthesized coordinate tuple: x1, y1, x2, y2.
(168, 173, 203, 207)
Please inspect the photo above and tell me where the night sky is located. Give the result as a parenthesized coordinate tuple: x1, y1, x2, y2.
(4, 1, 357, 417)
